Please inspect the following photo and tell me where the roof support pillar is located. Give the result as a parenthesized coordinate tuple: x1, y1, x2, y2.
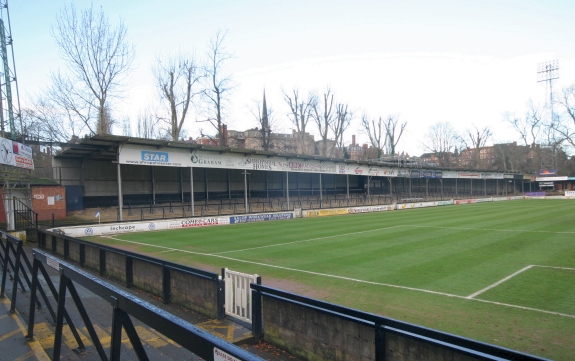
(190, 167, 195, 217)
(286, 172, 290, 210)
(117, 161, 123, 222)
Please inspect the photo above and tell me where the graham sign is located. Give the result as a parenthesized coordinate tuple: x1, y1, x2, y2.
(119, 144, 510, 179)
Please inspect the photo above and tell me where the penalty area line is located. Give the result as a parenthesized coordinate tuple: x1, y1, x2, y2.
(467, 264, 575, 299)
(467, 265, 533, 299)
(101, 236, 575, 320)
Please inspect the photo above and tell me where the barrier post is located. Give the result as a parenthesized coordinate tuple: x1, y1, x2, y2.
(126, 256, 133, 288)
(9, 240, 24, 313)
(375, 323, 386, 361)
(251, 286, 262, 343)
(217, 269, 226, 320)
(162, 266, 171, 304)
(99, 249, 106, 276)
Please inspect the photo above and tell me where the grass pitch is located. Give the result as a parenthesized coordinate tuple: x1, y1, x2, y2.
(88, 199, 575, 360)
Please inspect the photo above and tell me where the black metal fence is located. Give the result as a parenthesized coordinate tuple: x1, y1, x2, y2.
(0, 230, 264, 361)
(3, 228, 551, 361)
(251, 284, 550, 361)
(37, 228, 225, 319)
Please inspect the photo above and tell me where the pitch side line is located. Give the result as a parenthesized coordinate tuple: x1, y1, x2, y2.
(213, 225, 405, 254)
(102, 236, 575, 319)
(408, 224, 575, 234)
(534, 265, 575, 271)
(216, 223, 575, 255)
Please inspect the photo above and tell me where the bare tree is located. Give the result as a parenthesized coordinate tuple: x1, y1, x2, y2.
(312, 88, 335, 157)
(331, 103, 352, 153)
(22, 93, 85, 143)
(50, 4, 134, 135)
(119, 117, 131, 136)
(555, 84, 575, 148)
(422, 122, 459, 167)
(462, 125, 492, 169)
(154, 52, 202, 140)
(282, 88, 316, 154)
(361, 114, 386, 159)
(504, 100, 543, 147)
(201, 30, 234, 146)
(493, 142, 527, 172)
(541, 120, 564, 171)
(384, 115, 407, 156)
(136, 110, 161, 139)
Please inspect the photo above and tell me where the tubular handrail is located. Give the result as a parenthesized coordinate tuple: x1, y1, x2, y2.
(28, 249, 264, 361)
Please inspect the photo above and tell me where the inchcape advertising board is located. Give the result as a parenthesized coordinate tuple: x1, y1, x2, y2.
(118, 144, 399, 176)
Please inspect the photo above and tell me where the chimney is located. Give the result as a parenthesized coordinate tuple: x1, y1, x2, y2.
(352, 135, 356, 145)
(220, 124, 228, 146)
(363, 144, 368, 150)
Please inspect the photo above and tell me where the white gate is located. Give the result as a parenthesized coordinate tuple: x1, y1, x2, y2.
(224, 268, 259, 324)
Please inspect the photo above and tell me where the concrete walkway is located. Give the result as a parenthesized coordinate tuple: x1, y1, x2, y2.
(1, 243, 301, 361)
(0, 296, 50, 361)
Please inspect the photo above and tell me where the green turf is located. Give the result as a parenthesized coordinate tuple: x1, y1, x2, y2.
(87, 199, 575, 360)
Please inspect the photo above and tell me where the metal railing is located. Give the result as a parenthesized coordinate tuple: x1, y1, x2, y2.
(37, 228, 225, 319)
(0, 230, 264, 361)
(0, 232, 49, 316)
(251, 284, 550, 361)
(13, 198, 38, 232)
(28, 249, 264, 361)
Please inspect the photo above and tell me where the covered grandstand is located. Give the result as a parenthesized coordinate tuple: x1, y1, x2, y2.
(37, 135, 527, 222)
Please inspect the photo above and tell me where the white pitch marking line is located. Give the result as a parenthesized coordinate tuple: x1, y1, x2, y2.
(408, 224, 575, 234)
(213, 225, 406, 254)
(103, 236, 460, 298)
(467, 264, 575, 299)
(533, 265, 575, 271)
(103, 236, 575, 319)
(470, 298, 575, 319)
(157, 249, 175, 254)
(216, 223, 575, 255)
(467, 265, 534, 299)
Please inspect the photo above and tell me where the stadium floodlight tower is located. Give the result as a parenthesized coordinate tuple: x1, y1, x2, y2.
(0, 0, 22, 140)
(537, 60, 559, 123)
(537, 60, 560, 172)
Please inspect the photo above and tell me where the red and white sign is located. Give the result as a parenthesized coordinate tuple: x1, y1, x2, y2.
(455, 199, 477, 205)
(0, 136, 34, 170)
(214, 348, 241, 361)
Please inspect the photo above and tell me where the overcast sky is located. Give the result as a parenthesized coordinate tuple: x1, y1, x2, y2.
(7, 0, 575, 155)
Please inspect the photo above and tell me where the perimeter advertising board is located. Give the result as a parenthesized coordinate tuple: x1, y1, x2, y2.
(396, 200, 452, 210)
(50, 212, 296, 236)
(302, 205, 395, 217)
(492, 196, 523, 201)
(441, 171, 503, 179)
(230, 212, 293, 223)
